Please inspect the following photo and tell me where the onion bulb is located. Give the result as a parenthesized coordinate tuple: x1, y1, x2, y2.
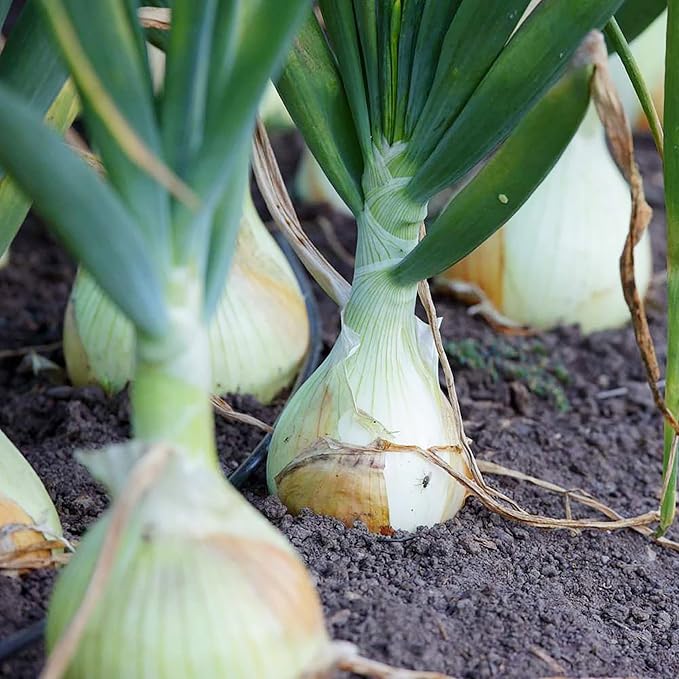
(46, 443, 333, 678)
(0, 429, 61, 565)
(268, 203, 470, 534)
(438, 100, 652, 333)
(63, 191, 309, 403)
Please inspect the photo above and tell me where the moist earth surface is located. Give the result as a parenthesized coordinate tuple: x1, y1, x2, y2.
(0, 135, 677, 678)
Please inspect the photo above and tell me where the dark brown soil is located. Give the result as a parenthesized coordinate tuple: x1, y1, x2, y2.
(1, 135, 677, 679)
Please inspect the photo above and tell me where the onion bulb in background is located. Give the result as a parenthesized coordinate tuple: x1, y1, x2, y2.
(63, 190, 309, 403)
(0, 429, 61, 567)
(46, 443, 333, 678)
(296, 147, 353, 217)
(438, 98, 653, 334)
(260, 81, 294, 131)
(610, 10, 667, 130)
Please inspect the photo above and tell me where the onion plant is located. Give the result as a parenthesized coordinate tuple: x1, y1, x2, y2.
(440, 99, 652, 333)
(64, 185, 310, 404)
(0, 2, 346, 676)
(438, 5, 665, 334)
(266, 0, 654, 533)
(61, 52, 310, 404)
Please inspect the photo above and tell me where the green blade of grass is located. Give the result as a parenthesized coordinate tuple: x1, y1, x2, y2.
(407, 0, 625, 202)
(0, 82, 167, 337)
(613, 0, 667, 44)
(276, 11, 364, 215)
(604, 17, 663, 156)
(661, 0, 679, 533)
(390, 66, 592, 285)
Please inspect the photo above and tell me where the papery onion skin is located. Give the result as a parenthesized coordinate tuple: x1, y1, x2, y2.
(0, 496, 52, 558)
(0, 429, 62, 558)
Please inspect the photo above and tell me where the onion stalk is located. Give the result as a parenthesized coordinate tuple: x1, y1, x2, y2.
(63, 189, 309, 403)
(439, 100, 653, 333)
(0, 429, 61, 566)
(610, 10, 667, 130)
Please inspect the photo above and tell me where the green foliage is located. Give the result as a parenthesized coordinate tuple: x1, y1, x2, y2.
(392, 65, 591, 284)
(279, 0, 627, 284)
(0, 0, 307, 339)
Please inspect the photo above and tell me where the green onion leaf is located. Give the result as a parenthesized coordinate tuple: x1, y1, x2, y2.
(407, 0, 625, 201)
(277, 11, 364, 215)
(40, 0, 172, 266)
(319, 0, 373, 156)
(406, 0, 531, 168)
(0, 82, 167, 337)
(661, 0, 679, 533)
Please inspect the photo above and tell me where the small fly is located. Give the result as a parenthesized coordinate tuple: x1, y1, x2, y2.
(417, 473, 431, 489)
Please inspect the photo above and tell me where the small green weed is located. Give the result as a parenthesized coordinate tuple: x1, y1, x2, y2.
(446, 338, 571, 412)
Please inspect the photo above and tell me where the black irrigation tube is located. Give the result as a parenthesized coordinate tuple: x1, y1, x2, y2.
(0, 619, 45, 661)
(0, 231, 323, 663)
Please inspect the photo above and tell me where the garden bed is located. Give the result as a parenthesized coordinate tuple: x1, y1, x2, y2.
(1, 135, 677, 679)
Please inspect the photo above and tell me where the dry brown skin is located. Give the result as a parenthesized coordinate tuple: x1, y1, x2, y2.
(277, 448, 392, 534)
(2, 136, 678, 677)
(0, 498, 53, 569)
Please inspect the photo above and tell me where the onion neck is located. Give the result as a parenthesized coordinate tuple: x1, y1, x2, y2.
(344, 147, 427, 337)
(131, 267, 217, 471)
